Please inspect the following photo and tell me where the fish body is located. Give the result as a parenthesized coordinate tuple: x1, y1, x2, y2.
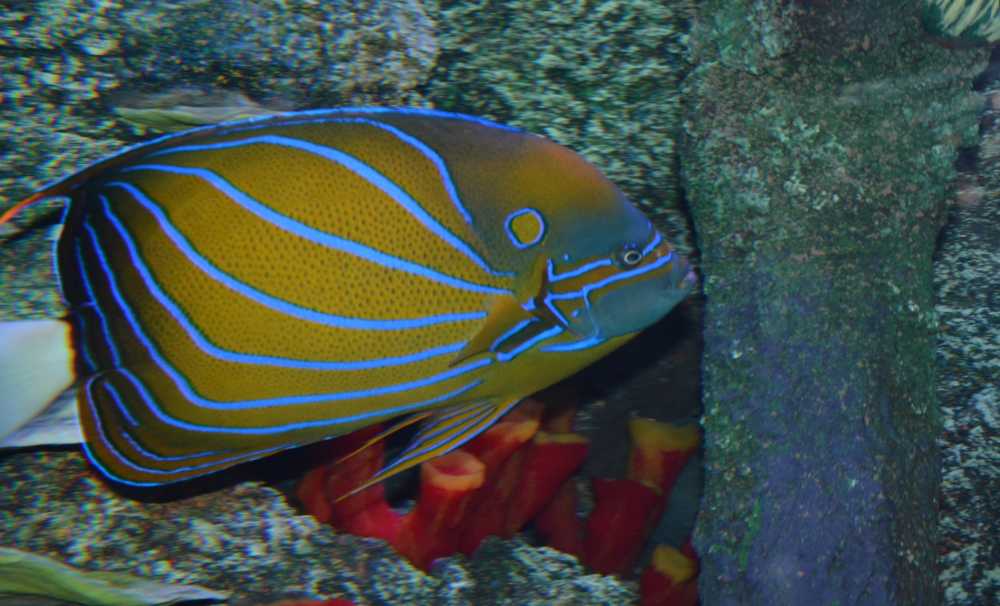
(0, 108, 695, 488)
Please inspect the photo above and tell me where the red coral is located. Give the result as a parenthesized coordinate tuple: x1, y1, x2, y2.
(639, 543, 699, 606)
(296, 397, 701, 606)
(297, 398, 586, 571)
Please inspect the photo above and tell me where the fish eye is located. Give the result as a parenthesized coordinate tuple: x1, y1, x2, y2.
(615, 244, 643, 267)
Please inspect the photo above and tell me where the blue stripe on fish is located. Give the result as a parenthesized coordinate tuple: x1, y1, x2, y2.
(325, 117, 479, 228)
(101, 379, 140, 428)
(489, 318, 536, 352)
(74, 246, 123, 369)
(82, 218, 495, 411)
(112, 169, 509, 296)
(495, 325, 564, 362)
(98, 194, 472, 371)
(30, 107, 524, 200)
(547, 257, 613, 282)
(83, 380, 290, 484)
(547, 251, 676, 305)
(540, 335, 607, 352)
(642, 231, 663, 256)
(103, 182, 490, 329)
(107, 365, 483, 436)
(144, 133, 505, 277)
(402, 402, 494, 455)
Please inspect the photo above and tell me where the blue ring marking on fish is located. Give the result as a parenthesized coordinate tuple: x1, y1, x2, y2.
(547, 257, 613, 283)
(86, 217, 496, 413)
(98, 195, 474, 370)
(101, 378, 140, 427)
(82, 218, 496, 410)
(489, 318, 535, 352)
(539, 335, 607, 352)
(103, 182, 489, 329)
(143, 133, 507, 278)
(495, 325, 564, 362)
(503, 208, 546, 250)
(110, 170, 509, 297)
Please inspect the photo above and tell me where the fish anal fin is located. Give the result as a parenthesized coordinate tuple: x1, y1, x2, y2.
(448, 295, 534, 367)
(333, 410, 433, 468)
(333, 398, 522, 501)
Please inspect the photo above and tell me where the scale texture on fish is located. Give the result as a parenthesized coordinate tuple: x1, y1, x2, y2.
(0, 108, 696, 488)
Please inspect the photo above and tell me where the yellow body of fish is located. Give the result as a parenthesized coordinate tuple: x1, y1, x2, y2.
(0, 108, 696, 488)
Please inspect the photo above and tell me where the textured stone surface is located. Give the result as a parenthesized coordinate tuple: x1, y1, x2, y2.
(0, 450, 637, 605)
(681, 1, 987, 604)
(425, 0, 697, 254)
(934, 60, 1000, 605)
(0, 0, 438, 210)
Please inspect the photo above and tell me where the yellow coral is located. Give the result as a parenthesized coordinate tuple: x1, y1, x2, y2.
(924, 0, 1000, 43)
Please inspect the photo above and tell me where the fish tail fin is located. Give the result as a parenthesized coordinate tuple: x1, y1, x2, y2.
(0, 319, 80, 446)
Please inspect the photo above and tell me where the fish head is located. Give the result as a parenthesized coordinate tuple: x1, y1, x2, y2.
(540, 215, 696, 340)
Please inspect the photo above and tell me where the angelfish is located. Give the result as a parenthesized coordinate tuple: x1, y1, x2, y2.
(0, 108, 696, 488)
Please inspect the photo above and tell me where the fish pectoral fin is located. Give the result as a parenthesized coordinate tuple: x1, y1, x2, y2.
(333, 398, 522, 501)
(332, 410, 434, 467)
(448, 296, 535, 367)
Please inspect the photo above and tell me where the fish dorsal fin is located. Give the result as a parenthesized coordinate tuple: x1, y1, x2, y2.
(335, 398, 522, 501)
(448, 256, 556, 367)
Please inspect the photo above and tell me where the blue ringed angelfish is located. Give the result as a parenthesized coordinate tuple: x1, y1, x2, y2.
(0, 107, 697, 491)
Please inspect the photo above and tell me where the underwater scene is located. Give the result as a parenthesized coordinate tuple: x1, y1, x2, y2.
(0, 1, 996, 605)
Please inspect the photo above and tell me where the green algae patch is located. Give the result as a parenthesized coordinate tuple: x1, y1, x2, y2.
(0, 547, 227, 605)
(683, 0, 987, 603)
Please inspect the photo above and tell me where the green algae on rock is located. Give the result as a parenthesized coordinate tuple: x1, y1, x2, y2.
(112, 88, 291, 132)
(0, 547, 227, 606)
(681, 0, 987, 604)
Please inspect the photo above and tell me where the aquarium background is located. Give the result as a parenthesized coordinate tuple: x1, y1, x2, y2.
(0, 1, 997, 605)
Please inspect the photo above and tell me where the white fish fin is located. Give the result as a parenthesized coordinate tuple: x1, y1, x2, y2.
(0, 388, 82, 447)
(0, 319, 78, 445)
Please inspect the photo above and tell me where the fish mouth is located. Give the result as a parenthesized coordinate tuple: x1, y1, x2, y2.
(678, 266, 698, 294)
